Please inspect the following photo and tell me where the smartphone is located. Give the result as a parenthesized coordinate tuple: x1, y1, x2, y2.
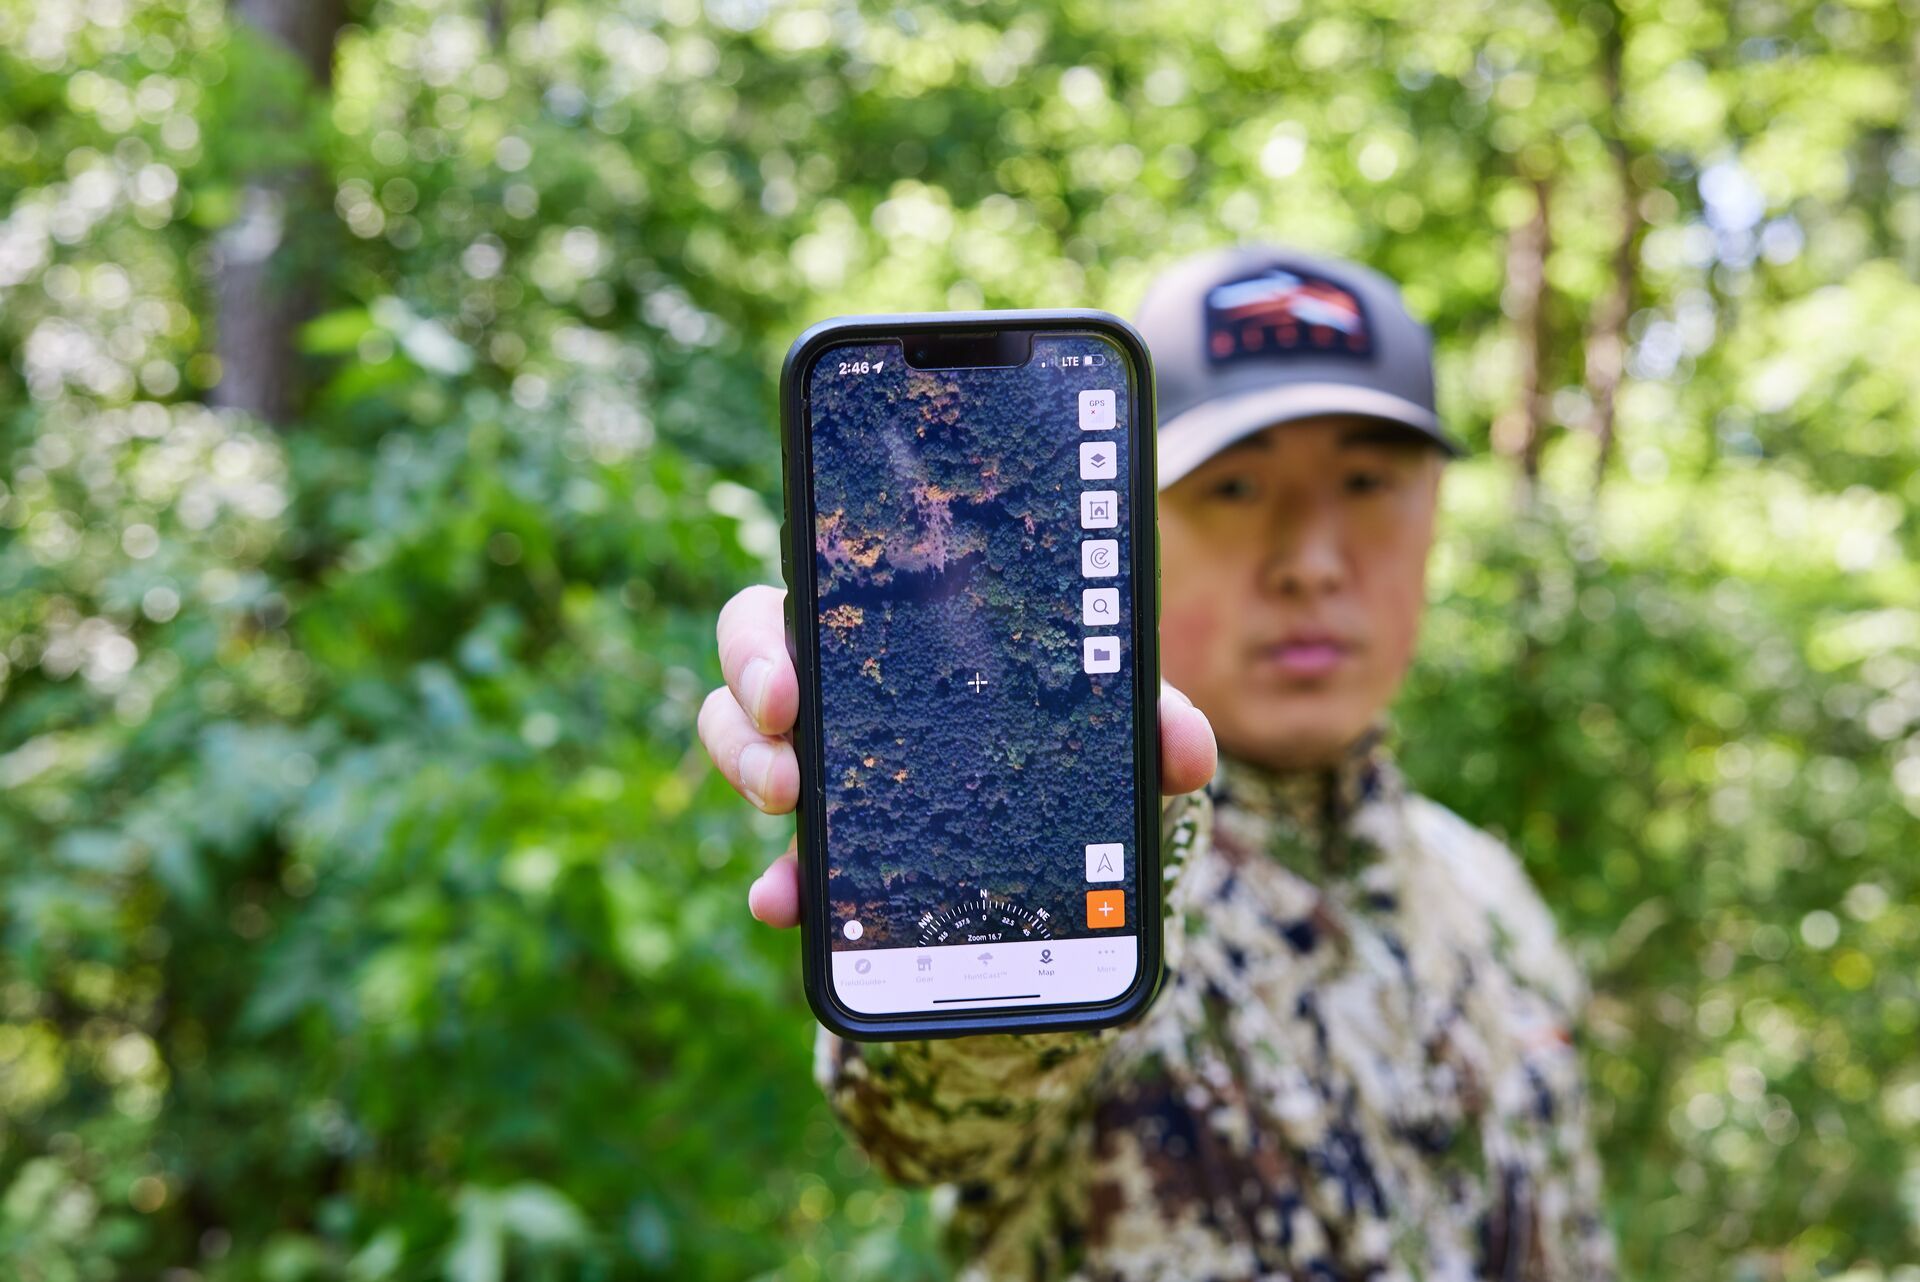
(778, 311, 1161, 1041)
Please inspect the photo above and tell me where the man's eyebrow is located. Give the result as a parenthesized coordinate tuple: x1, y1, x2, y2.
(1338, 423, 1433, 451)
(1213, 433, 1273, 459)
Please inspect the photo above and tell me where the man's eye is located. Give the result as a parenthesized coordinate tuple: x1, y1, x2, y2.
(1207, 476, 1258, 501)
(1344, 470, 1389, 496)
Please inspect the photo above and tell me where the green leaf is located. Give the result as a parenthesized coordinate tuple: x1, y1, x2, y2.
(300, 308, 375, 355)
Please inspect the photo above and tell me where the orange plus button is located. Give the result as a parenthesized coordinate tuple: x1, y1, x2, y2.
(1085, 889, 1126, 929)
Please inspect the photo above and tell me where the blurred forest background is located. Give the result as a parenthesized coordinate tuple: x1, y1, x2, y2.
(2, 0, 1919, 1278)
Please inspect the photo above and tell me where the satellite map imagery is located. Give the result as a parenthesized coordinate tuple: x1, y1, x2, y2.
(805, 336, 1140, 952)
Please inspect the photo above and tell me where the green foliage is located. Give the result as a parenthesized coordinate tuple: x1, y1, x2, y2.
(1, 0, 1917, 1279)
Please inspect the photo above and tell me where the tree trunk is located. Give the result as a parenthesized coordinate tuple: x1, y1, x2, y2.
(1587, 3, 1641, 493)
(1492, 176, 1554, 504)
(208, 0, 345, 425)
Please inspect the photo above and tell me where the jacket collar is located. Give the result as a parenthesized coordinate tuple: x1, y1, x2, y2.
(1206, 722, 1401, 876)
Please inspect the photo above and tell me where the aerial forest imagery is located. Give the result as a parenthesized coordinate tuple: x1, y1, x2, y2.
(808, 344, 1136, 947)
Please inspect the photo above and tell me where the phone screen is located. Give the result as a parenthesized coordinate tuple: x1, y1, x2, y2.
(802, 332, 1146, 1017)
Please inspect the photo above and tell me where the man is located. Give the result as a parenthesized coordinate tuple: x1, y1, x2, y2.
(699, 245, 1615, 1280)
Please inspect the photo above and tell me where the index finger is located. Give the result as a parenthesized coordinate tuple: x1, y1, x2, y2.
(717, 584, 799, 735)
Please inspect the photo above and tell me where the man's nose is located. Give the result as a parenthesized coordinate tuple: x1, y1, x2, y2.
(1262, 502, 1346, 597)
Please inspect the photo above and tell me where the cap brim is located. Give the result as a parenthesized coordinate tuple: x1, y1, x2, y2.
(1157, 381, 1465, 489)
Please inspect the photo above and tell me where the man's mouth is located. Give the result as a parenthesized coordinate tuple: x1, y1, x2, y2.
(1255, 634, 1356, 679)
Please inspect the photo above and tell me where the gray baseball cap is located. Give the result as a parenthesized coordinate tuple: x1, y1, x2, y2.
(1134, 243, 1464, 488)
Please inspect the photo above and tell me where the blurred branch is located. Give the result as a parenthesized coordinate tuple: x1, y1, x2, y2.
(1586, 2, 1642, 493)
(232, 0, 342, 86)
(487, 0, 549, 92)
(208, 0, 346, 425)
(1492, 176, 1554, 502)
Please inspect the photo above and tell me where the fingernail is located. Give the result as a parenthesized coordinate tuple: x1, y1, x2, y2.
(739, 741, 774, 808)
(1163, 683, 1193, 708)
(742, 657, 773, 727)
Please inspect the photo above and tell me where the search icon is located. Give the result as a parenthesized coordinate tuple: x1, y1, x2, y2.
(1083, 587, 1120, 625)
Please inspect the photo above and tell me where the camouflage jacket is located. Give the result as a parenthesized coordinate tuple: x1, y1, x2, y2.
(815, 731, 1616, 1281)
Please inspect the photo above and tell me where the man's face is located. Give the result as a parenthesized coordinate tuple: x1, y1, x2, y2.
(1159, 415, 1444, 771)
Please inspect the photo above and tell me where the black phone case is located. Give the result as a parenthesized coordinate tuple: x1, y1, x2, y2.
(778, 310, 1163, 1041)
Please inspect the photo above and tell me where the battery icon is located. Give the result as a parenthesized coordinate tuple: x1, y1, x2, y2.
(1086, 354, 1108, 366)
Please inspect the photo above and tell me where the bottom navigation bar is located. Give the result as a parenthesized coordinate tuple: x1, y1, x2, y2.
(830, 934, 1140, 1016)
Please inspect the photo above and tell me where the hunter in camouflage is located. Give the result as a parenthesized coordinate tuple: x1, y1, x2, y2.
(702, 244, 1619, 1280)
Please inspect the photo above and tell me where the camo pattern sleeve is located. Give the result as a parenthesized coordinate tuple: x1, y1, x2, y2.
(812, 788, 1212, 1189)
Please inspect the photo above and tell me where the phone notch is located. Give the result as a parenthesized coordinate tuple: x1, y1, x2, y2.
(902, 329, 1034, 370)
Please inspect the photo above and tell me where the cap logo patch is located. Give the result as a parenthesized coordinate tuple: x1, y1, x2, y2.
(1205, 266, 1373, 363)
